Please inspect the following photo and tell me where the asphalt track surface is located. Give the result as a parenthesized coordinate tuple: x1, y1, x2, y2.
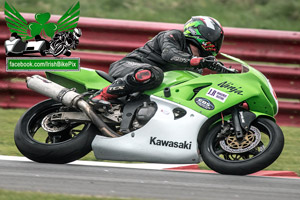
(0, 159, 300, 200)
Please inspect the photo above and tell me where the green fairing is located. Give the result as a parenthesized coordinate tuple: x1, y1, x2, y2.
(144, 70, 201, 94)
(46, 53, 278, 120)
(150, 54, 278, 118)
(46, 69, 201, 94)
(46, 67, 111, 93)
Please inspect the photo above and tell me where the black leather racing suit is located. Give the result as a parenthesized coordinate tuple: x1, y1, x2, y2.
(107, 29, 195, 95)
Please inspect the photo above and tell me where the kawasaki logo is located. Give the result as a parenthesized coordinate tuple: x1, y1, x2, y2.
(149, 137, 192, 150)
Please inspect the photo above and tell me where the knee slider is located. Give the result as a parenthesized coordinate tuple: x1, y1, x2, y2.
(131, 66, 163, 85)
(134, 69, 152, 83)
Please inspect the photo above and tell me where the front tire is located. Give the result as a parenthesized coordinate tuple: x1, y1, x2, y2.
(200, 117, 284, 175)
(14, 99, 97, 164)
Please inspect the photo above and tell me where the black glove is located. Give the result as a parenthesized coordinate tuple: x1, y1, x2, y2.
(200, 56, 217, 70)
(212, 61, 225, 72)
(212, 61, 238, 73)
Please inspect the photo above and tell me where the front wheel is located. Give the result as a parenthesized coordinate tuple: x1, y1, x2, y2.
(14, 99, 97, 164)
(200, 117, 284, 175)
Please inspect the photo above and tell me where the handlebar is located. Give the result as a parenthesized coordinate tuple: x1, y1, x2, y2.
(213, 62, 239, 74)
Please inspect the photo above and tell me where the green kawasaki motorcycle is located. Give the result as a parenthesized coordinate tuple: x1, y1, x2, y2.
(14, 53, 284, 175)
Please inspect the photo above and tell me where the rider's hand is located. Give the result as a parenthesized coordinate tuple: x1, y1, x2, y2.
(215, 62, 228, 73)
(212, 61, 238, 73)
(190, 56, 216, 69)
(190, 57, 237, 73)
(200, 56, 217, 70)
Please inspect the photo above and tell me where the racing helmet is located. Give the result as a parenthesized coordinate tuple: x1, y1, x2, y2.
(73, 28, 82, 39)
(184, 16, 224, 57)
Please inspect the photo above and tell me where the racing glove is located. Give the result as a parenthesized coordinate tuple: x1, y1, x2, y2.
(190, 56, 217, 70)
(190, 56, 237, 73)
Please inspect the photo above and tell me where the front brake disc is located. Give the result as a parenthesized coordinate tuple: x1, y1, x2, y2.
(219, 126, 261, 153)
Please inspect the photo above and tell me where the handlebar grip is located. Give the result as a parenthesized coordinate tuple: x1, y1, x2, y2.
(213, 62, 238, 73)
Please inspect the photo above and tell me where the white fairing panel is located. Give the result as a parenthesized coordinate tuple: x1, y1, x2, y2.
(92, 96, 208, 164)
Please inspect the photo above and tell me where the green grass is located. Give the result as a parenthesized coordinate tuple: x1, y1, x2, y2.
(265, 126, 300, 173)
(0, 0, 300, 31)
(0, 189, 136, 200)
(0, 108, 25, 157)
(0, 108, 300, 175)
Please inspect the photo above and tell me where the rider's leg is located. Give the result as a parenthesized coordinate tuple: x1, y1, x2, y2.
(91, 64, 164, 103)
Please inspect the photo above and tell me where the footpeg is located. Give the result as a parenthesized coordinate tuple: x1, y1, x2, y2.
(89, 99, 112, 111)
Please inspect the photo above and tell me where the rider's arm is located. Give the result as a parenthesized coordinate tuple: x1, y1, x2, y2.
(160, 30, 193, 67)
(160, 30, 219, 70)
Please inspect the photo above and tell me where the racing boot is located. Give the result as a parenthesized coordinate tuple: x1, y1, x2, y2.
(89, 85, 118, 109)
(90, 69, 154, 107)
(90, 69, 151, 102)
(90, 86, 118, 101)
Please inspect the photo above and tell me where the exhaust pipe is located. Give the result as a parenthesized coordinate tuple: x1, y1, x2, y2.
(26, 75, 120, 138)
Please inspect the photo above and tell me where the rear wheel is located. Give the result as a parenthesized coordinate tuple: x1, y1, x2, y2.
(14, 99, 97, 164)
(200, 117, 284, 175)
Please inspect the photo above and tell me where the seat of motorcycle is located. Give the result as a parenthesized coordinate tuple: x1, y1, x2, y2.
(96, 70, 115, 83)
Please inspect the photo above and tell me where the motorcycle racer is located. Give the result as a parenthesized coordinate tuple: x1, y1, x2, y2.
(91, 16, 224, 104)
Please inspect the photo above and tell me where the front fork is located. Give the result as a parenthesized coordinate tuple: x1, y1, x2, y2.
(230, 105, 257, 139)
(232, 106, 244, 139)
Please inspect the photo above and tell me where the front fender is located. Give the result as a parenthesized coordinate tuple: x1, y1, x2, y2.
(251, 111, 276, 122)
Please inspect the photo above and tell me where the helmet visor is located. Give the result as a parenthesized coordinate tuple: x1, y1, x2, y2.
(213, 33, 224, 54)
(198, 25, 222, 43)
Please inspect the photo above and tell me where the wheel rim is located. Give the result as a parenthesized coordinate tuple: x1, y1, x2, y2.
(26, 102, 89, 145)
(209, 121, 273, 162)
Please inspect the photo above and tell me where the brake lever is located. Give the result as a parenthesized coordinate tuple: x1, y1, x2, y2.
(215, 62, 238, 73)
(224, 68, 238, 73)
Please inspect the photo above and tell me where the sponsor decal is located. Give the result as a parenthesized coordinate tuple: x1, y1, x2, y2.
(195, 97, 215, 110)
(170, 56, 190, 63)
(108, 85, 125, 91)
(150, 137, 192, 150)
(206, 87, 229, 103)
(217, 81, 243, 95)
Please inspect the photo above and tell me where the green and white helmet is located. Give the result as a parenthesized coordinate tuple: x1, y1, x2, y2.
(184, 16, 224, 56)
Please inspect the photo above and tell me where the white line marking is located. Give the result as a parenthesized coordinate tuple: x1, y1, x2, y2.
(0, 155, 194, 170)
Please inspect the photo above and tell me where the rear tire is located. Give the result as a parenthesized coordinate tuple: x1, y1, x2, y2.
(14, 99, 97, 164)
(200, 117, 284, 175)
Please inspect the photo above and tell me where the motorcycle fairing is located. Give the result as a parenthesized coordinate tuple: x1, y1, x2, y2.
(46, 68, 201, 94)
(92, 95, 207, 164)
(149, 58, 278, 119)
(46, 67, 111, 93)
